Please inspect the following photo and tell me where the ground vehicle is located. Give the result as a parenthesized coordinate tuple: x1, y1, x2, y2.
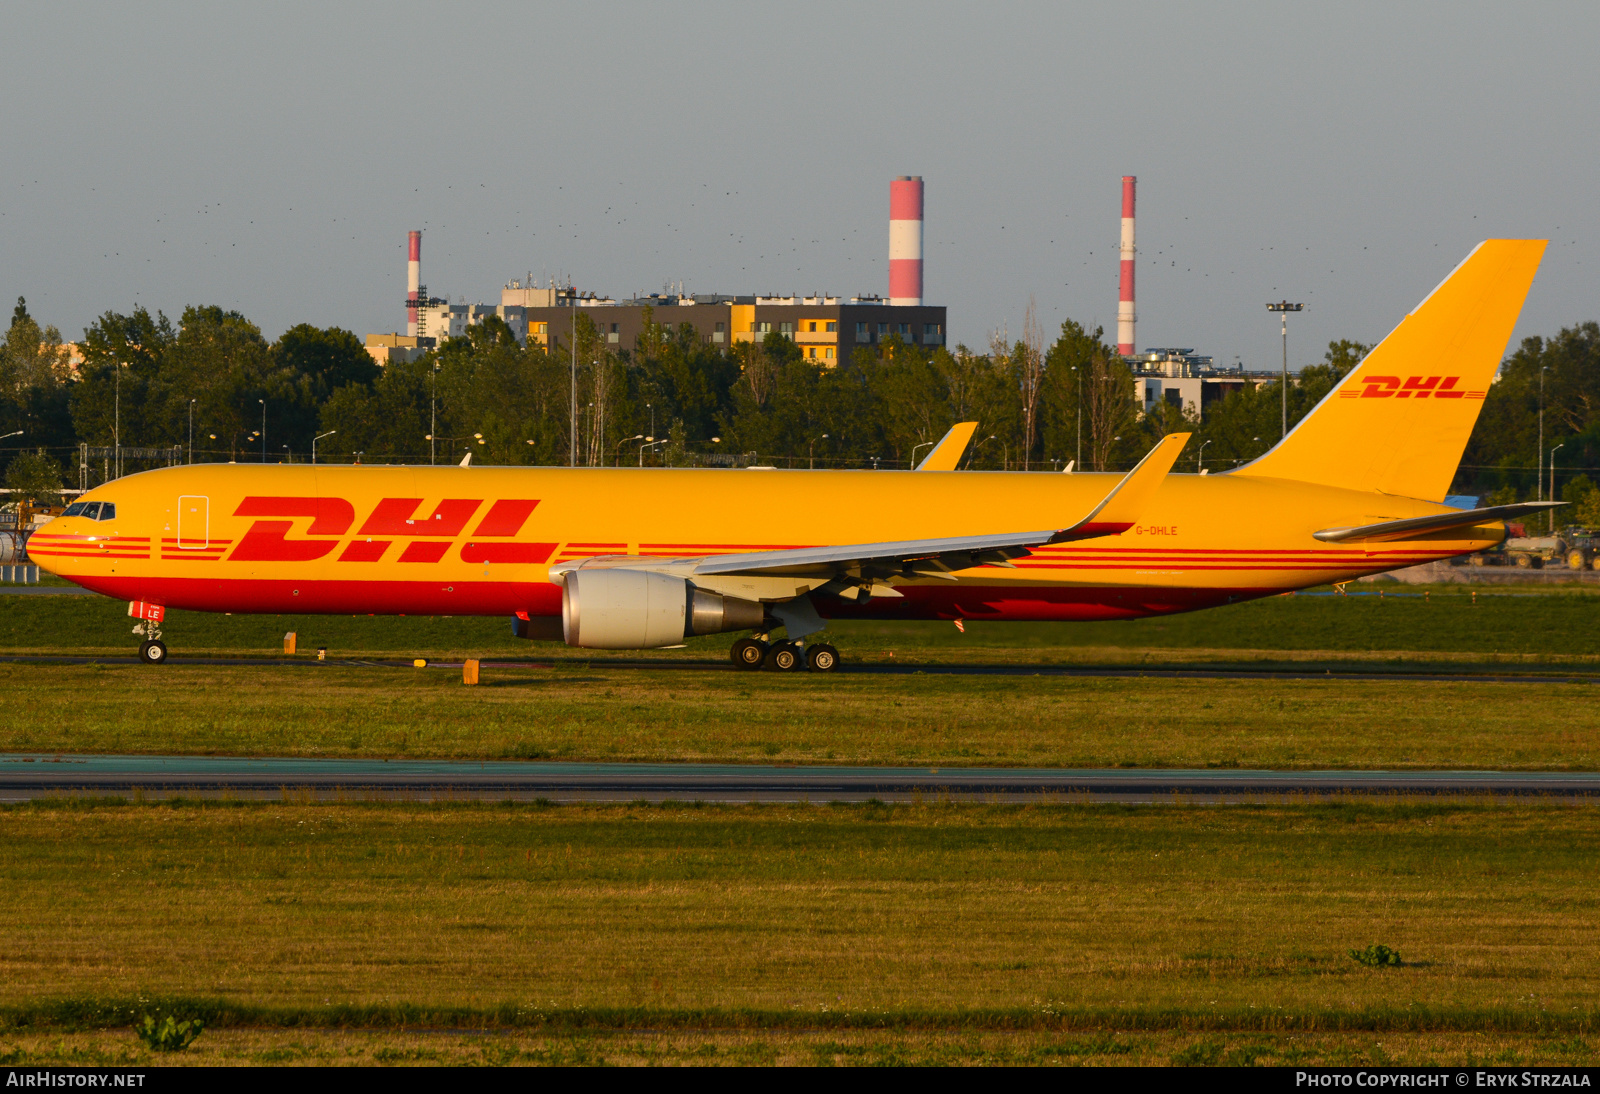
(1468, 528, 1600, 569)
(1503, 535, 1566, 568)
(1562, 528, 1600, 570)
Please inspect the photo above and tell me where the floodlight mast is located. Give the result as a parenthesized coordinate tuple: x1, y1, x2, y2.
(1266, 301, 1305, 439)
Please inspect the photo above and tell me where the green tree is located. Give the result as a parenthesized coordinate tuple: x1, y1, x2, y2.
(5, 448, 64, 507)
(0, 298, 76, 474)
(1464, 323, 1600, 500)
(934, 344, 1020, 469)
(70, 307, 176, 453)
(275, 325, 380, 399)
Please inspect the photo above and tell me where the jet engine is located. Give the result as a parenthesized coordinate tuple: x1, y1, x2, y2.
(560, 569, 765, 649)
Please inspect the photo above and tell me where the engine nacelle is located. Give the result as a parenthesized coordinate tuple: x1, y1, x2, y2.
(561, 569, 765, 649)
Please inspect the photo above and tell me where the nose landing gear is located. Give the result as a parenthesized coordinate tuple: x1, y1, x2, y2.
(130, 603, 168, 665)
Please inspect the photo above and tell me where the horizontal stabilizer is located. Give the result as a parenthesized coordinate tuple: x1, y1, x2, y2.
(916, 422, 978, 471)
(1312, 501, 1562, 543)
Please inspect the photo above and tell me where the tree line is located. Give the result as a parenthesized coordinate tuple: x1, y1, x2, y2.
(3, 296, 1599, 524)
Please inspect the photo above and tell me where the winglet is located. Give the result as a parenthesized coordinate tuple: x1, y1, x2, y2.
(916, 422, 978, 471)
(1051, 433, 1190, 542)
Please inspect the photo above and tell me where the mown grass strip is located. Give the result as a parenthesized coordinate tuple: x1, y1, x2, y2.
(5, 999, 1599, 1035)
(3, 585, 1600, 659)
(0, 661, 1595, 769)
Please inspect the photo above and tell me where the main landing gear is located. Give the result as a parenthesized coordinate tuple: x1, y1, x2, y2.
(728, 636, 839, 673)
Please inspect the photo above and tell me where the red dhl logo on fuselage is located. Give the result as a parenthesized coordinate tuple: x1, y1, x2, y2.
(1338, 375, 1486, 399)
(224, 497, 555, 564)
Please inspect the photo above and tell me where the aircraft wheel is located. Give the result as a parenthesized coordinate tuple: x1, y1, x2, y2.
(139, 640, 168, 665)
(730, 637, 767, 670)
(764, 642, 801, 672)
(805, 643, 839, 673)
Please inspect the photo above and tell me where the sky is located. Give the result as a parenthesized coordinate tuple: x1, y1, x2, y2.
(2, 1, 1596, 372)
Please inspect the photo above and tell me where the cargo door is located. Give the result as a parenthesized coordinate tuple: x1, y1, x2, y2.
(177, 495, 209, 549)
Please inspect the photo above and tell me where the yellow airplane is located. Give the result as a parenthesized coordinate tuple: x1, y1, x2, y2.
(32, 239, 1556, 671)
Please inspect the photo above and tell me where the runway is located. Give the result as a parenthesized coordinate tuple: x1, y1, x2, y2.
(2, 753, 1596, 802)
(0, 586, 96, 596)
(0, 653, 1592, 683)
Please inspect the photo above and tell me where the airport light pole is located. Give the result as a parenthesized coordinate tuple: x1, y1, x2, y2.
(313, 430, 336, 465)
(1197, 438, 1211, 474)
(188, 400, 196, 464)
(640, 438, 669, 467)
(910, 437, 934, 470)
(431, 360, 439, 465)
(810, 433, 830, 470)
(258, 400, 266, 464)
(1537, 366, 1547, 506)
(1550, 442, 1565, 534)
(966, 434, 997, 470)
(1073, 365, 1082, 470)
(614, 434, 643, 467)
(570, 309, 578, 468)
(1266, 301, 1305, 439)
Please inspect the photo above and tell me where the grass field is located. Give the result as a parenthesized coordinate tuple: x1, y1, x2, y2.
(0, 661, 1595, 768)
(5, 589, 1598, 1066)
(1, 800, 1597, 1066)
(2, 584, 1598, 663)
(4, 1027, 1594, 1067)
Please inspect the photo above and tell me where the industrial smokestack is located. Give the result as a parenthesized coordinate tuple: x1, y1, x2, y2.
(406, 230, 421, 337)
(1117, 177, 1136, 356)
(889, 176, 923, 306)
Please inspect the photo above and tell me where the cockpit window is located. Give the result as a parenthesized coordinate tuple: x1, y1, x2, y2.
(96, 503, 115, 521)
(63, 502, 89, 517)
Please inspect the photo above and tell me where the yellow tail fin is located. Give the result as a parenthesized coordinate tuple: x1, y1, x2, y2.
(1236, 239, 1546, 501)
(917, 422, 978, 471)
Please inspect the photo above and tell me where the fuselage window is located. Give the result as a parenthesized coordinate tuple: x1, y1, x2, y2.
(96, 503, 115, 521)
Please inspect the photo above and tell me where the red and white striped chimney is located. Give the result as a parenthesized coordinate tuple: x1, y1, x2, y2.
(1117, 177, 1136, 356)
(406, 230, 422, 336)
(889, 176, 923, 306)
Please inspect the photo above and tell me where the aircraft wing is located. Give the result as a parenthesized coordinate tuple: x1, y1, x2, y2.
(1312, 501, 1562, 543)
(694, 433, 1191, 581)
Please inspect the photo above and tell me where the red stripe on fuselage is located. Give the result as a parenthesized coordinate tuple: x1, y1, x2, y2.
(66, 573, 1274, 623)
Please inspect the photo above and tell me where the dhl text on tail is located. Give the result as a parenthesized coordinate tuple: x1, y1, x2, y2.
(32, 240, 1557, 670)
